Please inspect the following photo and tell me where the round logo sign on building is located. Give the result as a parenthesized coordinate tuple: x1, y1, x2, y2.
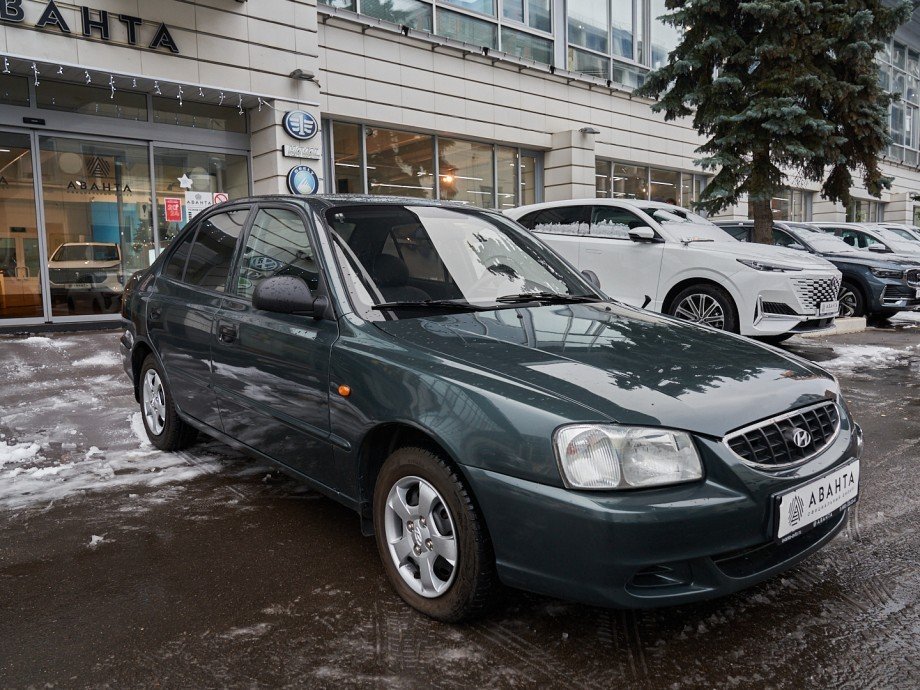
(287, 165, 319, 195)
(282, 110, 318, 140)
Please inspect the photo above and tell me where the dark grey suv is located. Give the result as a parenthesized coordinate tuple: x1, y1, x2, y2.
(120, 196, 862, 621)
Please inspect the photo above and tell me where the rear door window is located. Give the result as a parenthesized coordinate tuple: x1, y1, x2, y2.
(162, 230, 196, 281)
(184, 209, 249, 291)
(523, 206, 590, 236)
(233, 207, 318, 300)
(720, 225, 750, 241)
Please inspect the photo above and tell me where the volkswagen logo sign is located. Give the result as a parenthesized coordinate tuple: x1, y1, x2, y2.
(791, 428, 812, 448)
(287, 165, 319, 195)
(282, 110, 319, 140)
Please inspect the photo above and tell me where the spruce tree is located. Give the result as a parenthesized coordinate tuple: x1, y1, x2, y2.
(635, 0, 911, 243)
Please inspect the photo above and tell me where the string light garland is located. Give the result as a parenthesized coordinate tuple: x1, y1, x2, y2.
(2, 56, 263, 118)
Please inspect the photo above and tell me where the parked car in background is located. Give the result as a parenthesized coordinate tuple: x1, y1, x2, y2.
(717, 221, 920, 320)
(47, 242, 124, 313)
(809, 222, 920, 258)
(872, 223, 920, 243)
(506, 200, 842, 342)
(120, 196, 863, 622)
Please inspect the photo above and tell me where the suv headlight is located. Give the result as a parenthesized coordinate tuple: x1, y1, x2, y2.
(869, 266, 904, 279)
(737, 259, 803, 272)
(553, 425, 703, 490)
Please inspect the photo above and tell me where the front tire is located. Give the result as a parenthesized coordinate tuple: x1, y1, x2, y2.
(667, 284, 739, 333)
(373, 447, 497, 622)
(138, 354, 198, 451)
(838, 281, 865, 318)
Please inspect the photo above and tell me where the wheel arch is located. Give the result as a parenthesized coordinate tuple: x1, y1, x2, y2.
(662, 276, 741, 324)
(130, 340, 154, 402)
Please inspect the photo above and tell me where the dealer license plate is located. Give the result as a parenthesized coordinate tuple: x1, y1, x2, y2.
(819, 300, 839, 316)
(774, 459, 859, 542)
(915, 288, 920, 299)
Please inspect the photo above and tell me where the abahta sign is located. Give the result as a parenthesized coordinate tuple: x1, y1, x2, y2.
(0, 1, 180, 53)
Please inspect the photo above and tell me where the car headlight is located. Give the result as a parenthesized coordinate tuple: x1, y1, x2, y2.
(869, 266, 904, 279)
(737, 259, 803, 272)
(553, 425, 703, 490)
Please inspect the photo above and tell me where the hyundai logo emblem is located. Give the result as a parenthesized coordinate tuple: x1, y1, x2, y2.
(791, 428, 812, 448)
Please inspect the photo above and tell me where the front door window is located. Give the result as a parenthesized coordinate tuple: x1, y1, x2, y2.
(0, 132, 42, 320)
(40, 136, 153, 317)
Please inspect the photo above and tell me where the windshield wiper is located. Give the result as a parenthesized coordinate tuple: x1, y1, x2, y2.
(371, 299, 493, 312)
(680, 237, 715, 244)
(494, 291, 601, 304)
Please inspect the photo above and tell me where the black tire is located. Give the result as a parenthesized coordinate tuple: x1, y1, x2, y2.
(666, 284, 739, 333)
(838, 281, 865, 318)
(373, 447, 498, 622)
(138, 354, 198, 451)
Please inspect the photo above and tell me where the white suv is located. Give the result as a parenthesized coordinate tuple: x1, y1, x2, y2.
(506, 200, 842, 339)
(48, 242, 124, 312)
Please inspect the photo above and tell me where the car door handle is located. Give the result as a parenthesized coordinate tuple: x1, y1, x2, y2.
(149, 306, 162, 321)
(218, 324, 237, 344)
(584, 248, 603, 254)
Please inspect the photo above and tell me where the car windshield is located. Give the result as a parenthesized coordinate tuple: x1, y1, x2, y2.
(883, 226, 919, 242)
(873, 227, 920, 252)
(638, 207, 735, 242)
(51, 244, 119, 262)
(785, 227, 856, 253)
(327, 205, 599, 319)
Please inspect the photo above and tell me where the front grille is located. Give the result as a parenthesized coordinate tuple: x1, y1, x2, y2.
(48, 268, 106, 285)
(762, 301, 798, 315)
(791, 276, 841, 312)
(907, 269, 920, 287)
(882, 284, 915, 300)
(724, 402, 841, 469)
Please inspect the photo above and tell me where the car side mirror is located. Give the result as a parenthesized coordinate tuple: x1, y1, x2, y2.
(253, 275, 327, 319)
(628, 226, 657, 242)
(581, 270, 601, 289)
(867, 244, 888, 253)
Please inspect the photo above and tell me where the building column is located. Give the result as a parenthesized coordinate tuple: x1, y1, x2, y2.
(812, 198, 845, 222)
(250, 97, 324, 195)
(544, 130, 597, 202)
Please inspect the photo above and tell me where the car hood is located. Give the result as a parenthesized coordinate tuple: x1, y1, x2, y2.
(48, 260, 120, 270)
(690, 240, 838, 269)
(373, 302, 838, 438)
(821, 251, 920, 269)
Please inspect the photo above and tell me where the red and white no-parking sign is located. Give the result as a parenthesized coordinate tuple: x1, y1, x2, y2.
(213, 192, 230, 205)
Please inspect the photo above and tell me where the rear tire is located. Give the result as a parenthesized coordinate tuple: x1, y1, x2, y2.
(373, 447, 498, 622)
(667, 284, 739, 333)
(838, 281, 865, 318)
(138, 354, 198, 451)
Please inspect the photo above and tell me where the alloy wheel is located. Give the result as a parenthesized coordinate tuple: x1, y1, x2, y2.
(383, 475, 458, 598)
(673, 293, 726, 329)
(142, 369, 166, 436)
(838, 287, 858, 317)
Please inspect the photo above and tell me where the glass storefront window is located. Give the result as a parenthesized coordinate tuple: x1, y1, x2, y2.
(612, 163, 648, 199)
(366, 127, 435, 198)
(501, 27, 554, 64)
(649, 168, 680, 203)
(521, 153, 537, 206)
(596, 160, 612, 198)
(847, 199, 883, 223)
(333, 122, 364, 194)
(569, 48, 609, 79)
(438, 138, 495, 207)
(0, 74, 30, 106)
(437, 9, 498, 48)
(0, 133, 42, 320)
(496, 146, 519, 209)
(36, 80, 147, 121)
(748, 189, 812, 221)
(153, 97, 247, 133)
(153, 148, 250, 247)
(39, 136, 153, 317)
(361, 0, 432, 30)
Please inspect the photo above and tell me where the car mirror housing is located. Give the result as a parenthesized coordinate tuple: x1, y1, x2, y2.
(866, 244, 888, 253)
(581, 269, 602, 289)
(628, 226, 657, 242)
(253, 275, 324, 318)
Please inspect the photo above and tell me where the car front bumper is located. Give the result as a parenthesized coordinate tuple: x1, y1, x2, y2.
(463, 422, 861, 609)
(734, 270, 842, 337)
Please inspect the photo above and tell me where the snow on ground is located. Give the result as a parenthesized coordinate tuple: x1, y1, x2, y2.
(890, 311, 920, 328)
(820, 343, 918, 371)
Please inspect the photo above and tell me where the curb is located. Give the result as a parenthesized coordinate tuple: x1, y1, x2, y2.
(796, 317, 867, 339)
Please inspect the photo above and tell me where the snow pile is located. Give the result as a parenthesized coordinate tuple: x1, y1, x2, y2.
(0, 441, 42, 468)
(73, 352, 122, 367)
(820, 343, 918, 371)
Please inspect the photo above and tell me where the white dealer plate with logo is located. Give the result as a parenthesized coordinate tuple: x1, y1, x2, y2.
(774, 459, 859, 542)
(819, 300, 839, 317)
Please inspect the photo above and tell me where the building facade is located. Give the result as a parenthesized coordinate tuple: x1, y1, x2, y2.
(1, 0, 918, 326)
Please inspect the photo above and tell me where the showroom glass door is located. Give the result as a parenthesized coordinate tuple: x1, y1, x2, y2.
(39, 136, 153, 318)
(0, 132, 43, 321)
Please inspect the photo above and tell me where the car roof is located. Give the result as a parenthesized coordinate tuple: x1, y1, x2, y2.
(506, 198, 689, 216)
(221, 194, 476, 212)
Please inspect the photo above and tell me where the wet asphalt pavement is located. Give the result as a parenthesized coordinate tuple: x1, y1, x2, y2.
(0, 321, 918, 689)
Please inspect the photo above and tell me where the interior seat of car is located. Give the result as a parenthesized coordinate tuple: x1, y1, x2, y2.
(371, 254, 431, 302)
